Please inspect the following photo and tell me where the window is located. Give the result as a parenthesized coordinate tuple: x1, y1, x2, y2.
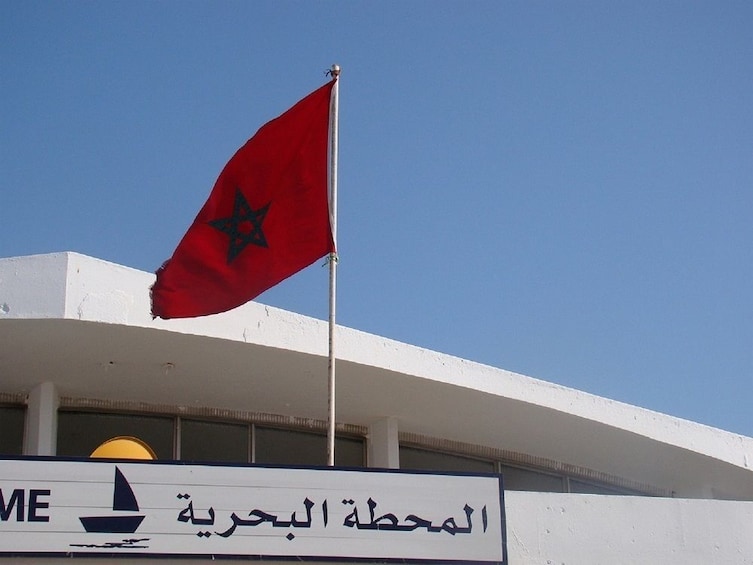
(180, 419, 250, 463)
(56, 410, 366, 467)
(57, 412, 174, 459)
(51, 407, 651, 494)
(568, 479, 638, 495)
(500, 463, 564, 492)
(255, 427, 364, 467)
(399, 446, 495, 474)
(0, 406, 25, 455)
(398, 444, 651, 495)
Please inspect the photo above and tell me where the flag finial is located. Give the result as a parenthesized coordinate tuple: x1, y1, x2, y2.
(329, 64, 340, 78)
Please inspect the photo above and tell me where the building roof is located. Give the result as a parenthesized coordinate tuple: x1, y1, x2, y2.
(1, 252, 751, 500)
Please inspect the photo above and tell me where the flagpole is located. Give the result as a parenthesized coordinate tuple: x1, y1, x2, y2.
(327, 64, 340, 467)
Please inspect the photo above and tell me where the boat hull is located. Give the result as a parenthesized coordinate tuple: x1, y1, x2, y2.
(79, 515, 145, 534)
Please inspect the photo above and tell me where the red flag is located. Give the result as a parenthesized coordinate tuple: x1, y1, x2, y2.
(151, 80, 336, 319)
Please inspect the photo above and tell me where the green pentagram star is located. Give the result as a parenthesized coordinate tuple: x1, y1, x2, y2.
(208, 188, 270, 263)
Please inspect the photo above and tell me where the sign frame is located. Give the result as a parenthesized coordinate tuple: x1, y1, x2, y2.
(0, 456, 506, 564)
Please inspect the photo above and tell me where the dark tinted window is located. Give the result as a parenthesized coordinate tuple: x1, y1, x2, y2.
(181, 419, 249, 463)
(0, 406, 25, 455)
(569, 479, 635, 495)
(57, 411, 173, 459)
(500, 463, 564, 492)
(255, 427, 364, 467)
(399, 446, 495, 474)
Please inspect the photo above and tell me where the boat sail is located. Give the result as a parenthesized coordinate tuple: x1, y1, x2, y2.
(79, 467, 145, 534)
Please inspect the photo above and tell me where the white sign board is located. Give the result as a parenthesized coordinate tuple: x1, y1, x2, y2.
(0, 457, 506, 563)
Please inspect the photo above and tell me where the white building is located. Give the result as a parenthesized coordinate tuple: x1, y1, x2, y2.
(1, 252, 752, 564)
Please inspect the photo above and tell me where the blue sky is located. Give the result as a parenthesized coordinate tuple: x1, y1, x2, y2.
(2, 1, 751, 437)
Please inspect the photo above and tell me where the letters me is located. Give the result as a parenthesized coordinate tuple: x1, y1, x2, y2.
(0, 489, 51, 522)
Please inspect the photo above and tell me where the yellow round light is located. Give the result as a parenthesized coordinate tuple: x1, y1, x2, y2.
(90, 436, 157, 460)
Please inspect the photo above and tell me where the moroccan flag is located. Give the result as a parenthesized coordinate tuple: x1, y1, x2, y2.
(151, 79, 336, 319)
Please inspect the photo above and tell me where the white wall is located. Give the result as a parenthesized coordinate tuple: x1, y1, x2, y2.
(505, 491, 753, 564)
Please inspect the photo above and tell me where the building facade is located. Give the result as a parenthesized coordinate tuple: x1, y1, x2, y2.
(1, 252, 752, 563)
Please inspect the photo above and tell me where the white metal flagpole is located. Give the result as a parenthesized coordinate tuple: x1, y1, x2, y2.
(327, 64, 340, 467)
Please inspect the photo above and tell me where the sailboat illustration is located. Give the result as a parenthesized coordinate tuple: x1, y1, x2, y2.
(79, 467, 145, 533)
